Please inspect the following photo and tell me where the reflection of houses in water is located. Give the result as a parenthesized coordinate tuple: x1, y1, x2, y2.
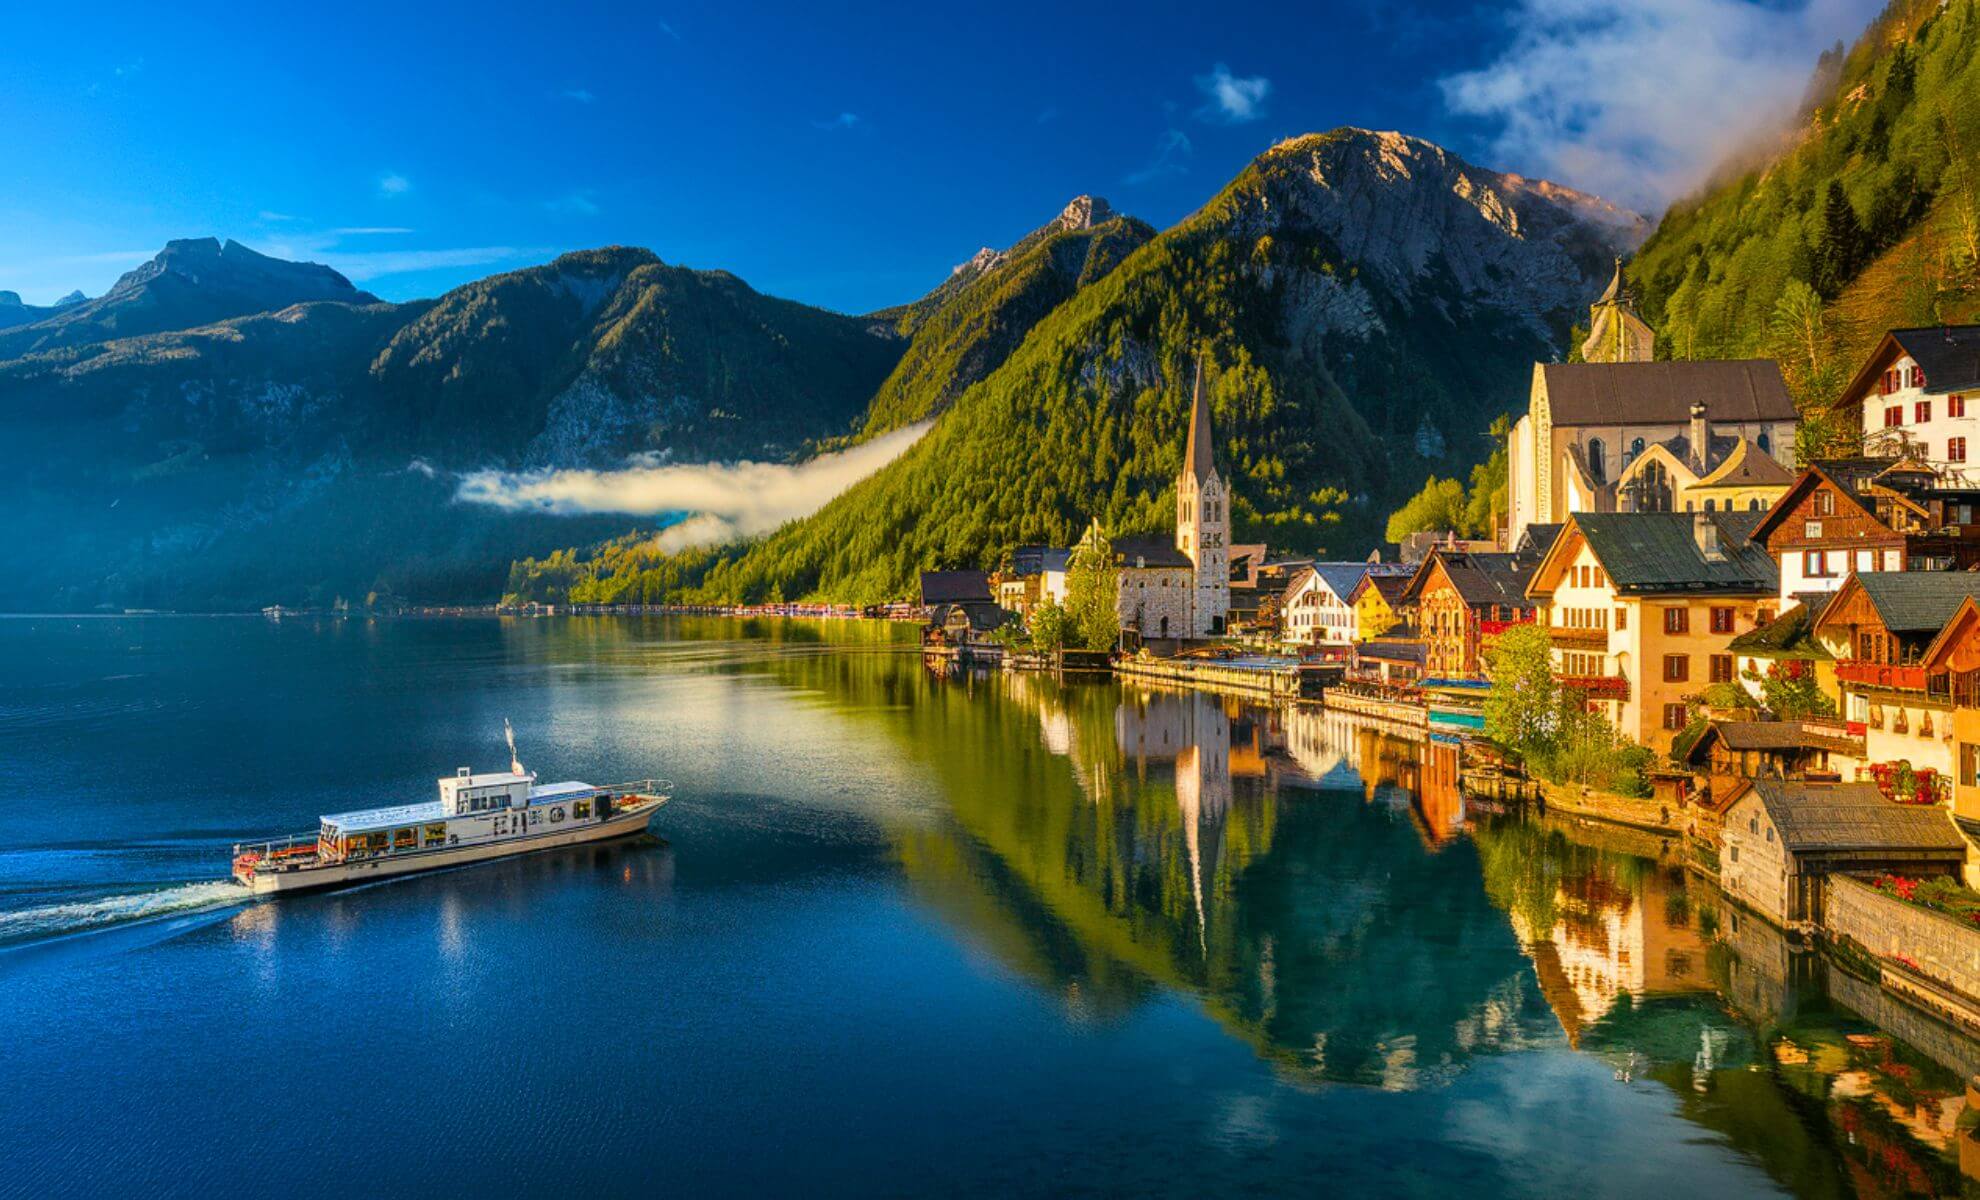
(1277, 707, 1465, 843)
(1511, 863, 1710, 1045)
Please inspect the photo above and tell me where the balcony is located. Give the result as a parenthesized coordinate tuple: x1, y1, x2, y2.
(1550, 626, 1609, 650)
(1559, 674, 1630, 700)
(1836, 661, 1929, 692)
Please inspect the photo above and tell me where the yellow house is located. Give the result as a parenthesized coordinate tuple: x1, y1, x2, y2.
(1525, 511, 1780, 756)
(1922, 597, 1980, 885)
(1349, 571, 1412, 642)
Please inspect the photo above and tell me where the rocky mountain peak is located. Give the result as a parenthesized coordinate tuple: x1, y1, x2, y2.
(0, 291, 21, 308)
(1055, 195, 1113, 231)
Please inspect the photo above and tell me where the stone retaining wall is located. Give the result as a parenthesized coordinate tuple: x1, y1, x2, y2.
(1827, 875, 1980, 1004)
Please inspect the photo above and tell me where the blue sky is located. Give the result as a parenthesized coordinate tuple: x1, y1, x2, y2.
(0, 0, 1877, 313)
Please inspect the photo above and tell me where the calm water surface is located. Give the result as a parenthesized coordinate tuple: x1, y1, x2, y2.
(3, 615, 1978, 1198)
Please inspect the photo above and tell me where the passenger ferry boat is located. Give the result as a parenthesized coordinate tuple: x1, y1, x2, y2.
(230, 729, 669, 895)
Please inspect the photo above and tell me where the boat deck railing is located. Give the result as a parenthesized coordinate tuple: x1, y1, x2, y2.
(600, 779, 673, 800)
(232, 832, 319, 861)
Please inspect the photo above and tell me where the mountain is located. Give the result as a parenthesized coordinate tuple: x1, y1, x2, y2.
(0, 238, 374, 359)
(509, 129, 1646, 606)
(0, 288, 84, 332)
(0, 246, 902, 611)
(860, 196, 1155, 433)
(1629, 0, 1980, 448)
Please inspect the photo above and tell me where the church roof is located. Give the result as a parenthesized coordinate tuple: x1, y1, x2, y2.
(1110, 535, 1192, 569)
(1540, 360, 1796, 426)
(1694, 438, 1795, 488)
(1184, 358, 1216, 482)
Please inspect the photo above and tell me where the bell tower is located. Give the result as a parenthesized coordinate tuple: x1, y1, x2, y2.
(1581, 258, 1655, 363)
(1175, 357, 1229, 637)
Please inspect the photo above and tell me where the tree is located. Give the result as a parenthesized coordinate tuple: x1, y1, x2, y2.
(1065, 531, 1121, 653)
(1384, 477, 1470, 545)
(1747, 662, 1838, 720)
(1030, 596, 1071, 650)
(1482, 624, 1559, 761)
(1815, 181, 1869, 298)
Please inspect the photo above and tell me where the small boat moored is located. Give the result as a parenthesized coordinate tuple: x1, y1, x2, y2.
(231, 725, 669, 895)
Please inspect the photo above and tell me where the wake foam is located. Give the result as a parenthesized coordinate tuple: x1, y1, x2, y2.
(0, 881, 247, 946)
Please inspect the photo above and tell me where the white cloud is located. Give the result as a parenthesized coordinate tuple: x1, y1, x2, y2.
(331, 226, 414, 236)
(561, 87, 596, 104)
(1440, 0, 1879, 211)
(1124, 129, 1193, 185)
(454, 422, 932, 551)
(658, 19, 680, 39)
(258, 210, 299, 223)
(1195, 63, 1271, 123)
(377, 172, 412, 197)
(812, 111, 861, 131)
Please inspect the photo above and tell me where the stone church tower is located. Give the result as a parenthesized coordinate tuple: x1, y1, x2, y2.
(1580, 259, 1655, 364)
(1175, 359, 1230, 637)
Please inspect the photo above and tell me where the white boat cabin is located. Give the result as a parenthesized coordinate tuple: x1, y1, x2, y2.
(317, 768, 606, 862)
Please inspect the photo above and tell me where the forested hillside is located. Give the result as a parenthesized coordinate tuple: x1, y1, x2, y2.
(507, 129, 1641, 606)
(1630, 0, 1980, 451)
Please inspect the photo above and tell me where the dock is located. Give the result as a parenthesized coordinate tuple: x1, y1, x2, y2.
(1112, 655, 1339, 701)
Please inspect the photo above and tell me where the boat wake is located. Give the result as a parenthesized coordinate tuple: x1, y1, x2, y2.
(0, 880, 247, 947)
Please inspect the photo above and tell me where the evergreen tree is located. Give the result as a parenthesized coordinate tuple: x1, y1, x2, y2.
(1814, 182, 1868, 298)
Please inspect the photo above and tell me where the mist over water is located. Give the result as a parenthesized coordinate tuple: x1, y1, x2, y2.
(1, 615, 1974, 1196)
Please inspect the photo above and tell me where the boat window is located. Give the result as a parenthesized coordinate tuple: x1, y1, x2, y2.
(393, 827, 417, 851)
(574, 799, 591, 820)
(423, 823, 447, 846)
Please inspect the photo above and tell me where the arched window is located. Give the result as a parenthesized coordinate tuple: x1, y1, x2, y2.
(1630, 437, 1645, 459)
(1757, 431, 1772, 455)
(1704, 499, 1716, 512)
(1749, 499, 1764, 511)
(1588, 438, 1608, 485)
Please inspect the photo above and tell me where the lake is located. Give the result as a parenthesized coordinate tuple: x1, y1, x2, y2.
(2, 615, 1975, 1198)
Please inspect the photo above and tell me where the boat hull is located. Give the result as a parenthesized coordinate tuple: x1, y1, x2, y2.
(237, 801, 664, 896)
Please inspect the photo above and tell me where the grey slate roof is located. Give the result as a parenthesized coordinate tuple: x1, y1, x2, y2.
(1009, 546, 1071, 576)
(1852, 571, 1980, 634)
(1541, 360, 1796, 425)
(920, 569, 993, 605)
(1747, 779, 1966, 854)
(1310, 562, 1373, 602)
(1359, 641, 1426, 664)
(1517, 524, 1564, 558)
(1570, 511, 1778, 596)
(1892, 326, 1980, 395)
(1111, 536, 1191, 569)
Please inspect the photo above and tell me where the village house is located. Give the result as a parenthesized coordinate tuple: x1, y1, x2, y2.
(1680, 719, 1856, 796)
(1812, 571, 1980, 802)
(1523, 510, 1778, 756)
(1921, 597, 1980, 885)
(1224, 547, 1288, 635)
(1720, 779, 1966, 928)
(1832, 325, 1980, 481)
(918, 569, 1014, 656)
(1505, 265, 1799, 543)
(1748, 457, 1980, 605)
(993, 546, 1070, 618)
(1398, 547, 1538, 680)
(1350, 569, 1414, 642)
(1281, 563, 1367, 653)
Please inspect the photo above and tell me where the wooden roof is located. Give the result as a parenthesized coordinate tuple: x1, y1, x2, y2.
(1744, 779, 1966, 854)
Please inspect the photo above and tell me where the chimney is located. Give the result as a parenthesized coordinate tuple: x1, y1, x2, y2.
(1688, 402, 1709, 474)
(1694, 510, 1724, 561)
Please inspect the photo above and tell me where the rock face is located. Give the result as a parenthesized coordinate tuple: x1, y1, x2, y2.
(0, 238, 376, 358)
(1235, 130, 1648, 342)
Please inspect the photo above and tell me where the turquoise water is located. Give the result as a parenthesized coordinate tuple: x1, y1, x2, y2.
(1, 615, 1974, 1198)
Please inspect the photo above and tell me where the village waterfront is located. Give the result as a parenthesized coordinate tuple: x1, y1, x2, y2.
(6, 613, 1980, 1198)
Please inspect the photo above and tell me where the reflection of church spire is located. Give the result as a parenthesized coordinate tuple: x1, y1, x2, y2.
(1174, 693, 1231, 956)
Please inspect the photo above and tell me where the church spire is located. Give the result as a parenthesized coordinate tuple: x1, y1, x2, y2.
(1580, 258, 1655, 363)
(1184, 355, 1215, 482)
